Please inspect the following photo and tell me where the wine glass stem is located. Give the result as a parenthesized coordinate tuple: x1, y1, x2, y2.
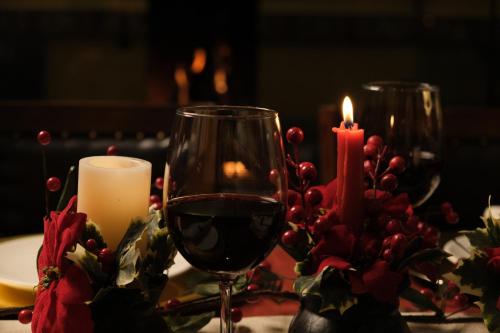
(219, 280, 233, 333)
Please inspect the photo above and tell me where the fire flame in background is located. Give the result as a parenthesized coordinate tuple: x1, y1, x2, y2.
(223, 161, 249, 178)
(174, 66, 189, 105)
(191, 48, 207, 74)
(214, 68, 228, 95)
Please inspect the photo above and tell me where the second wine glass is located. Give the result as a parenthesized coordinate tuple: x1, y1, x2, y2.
(164, 105, 287, 333)
(360, 81, 443, 207)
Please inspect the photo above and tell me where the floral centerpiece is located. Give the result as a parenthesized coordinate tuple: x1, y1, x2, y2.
(449, 200, 500, 333)
(280, 126, 450, 333)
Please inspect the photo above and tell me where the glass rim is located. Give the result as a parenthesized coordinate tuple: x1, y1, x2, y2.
(362, 81, 439, 92)
(176, 105, 278, 119)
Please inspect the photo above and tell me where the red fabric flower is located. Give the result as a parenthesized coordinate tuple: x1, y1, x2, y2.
(32, 196, 94, 333)
(361, 260, 403, 305)
(485, 247, 500, 274)
(311, 225, 356, 272)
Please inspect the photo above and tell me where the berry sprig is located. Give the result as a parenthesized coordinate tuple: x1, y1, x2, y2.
(37, 130, 62, 215)
(280, 127, 323, 250)
(363, 135, 406, 193)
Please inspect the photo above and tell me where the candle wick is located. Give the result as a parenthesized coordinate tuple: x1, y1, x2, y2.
(344, 121, 353, 129)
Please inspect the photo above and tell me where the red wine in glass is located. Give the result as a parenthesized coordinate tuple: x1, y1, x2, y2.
(167, 194, 286, 274)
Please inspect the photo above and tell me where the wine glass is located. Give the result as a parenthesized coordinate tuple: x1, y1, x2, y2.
(164, 105, 287, 333)
(359, 81, 443, 207)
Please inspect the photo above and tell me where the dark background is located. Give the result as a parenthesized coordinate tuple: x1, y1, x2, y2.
(0, 0, 499, 235)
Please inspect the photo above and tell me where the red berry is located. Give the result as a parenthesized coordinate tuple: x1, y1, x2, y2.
(258, 261, 271, 271)
(155, 177, 164, 190)
(423, 226, 440, 244)
(287, 190, 300, 206)
(46, 177, 61, 192)
(446, 211, 459, 224)
(405, 216, 419, 231)
(37, 130, 51, 146)
(86, 238, 97, 251)
(305, 188, 323, 206)
(268, 169, 280, 184)
(363, 160, 374, 174)
(380, 173, 398, 192)
(98, 248, 114, 265)
(391, 233, 408, 256)
(286, 127, 304, 145)
(416, 221, 427, 234)
(106, 145, 118, 155)
(288, 205, 305, 222)
(165, 298, 181, 309)
(150, 194, 161, 204)
(231, 307, 243, 323)
(298, 162, 317, 181)
(152, 202, 162, 210)
(385, 219, 402, 235)
(441, 202, 453, 214)
(419, 288, 434, 300)
(452, 294, 469, 307)
(367, 135, 383, 148)
(382, 248, 394, 262)
(363, 144, 378, 158)
(313, 215, 332, 234)
(382, 236, 392, 248)
(246, 283, 260, 292)
(389, 156, 406, 174)
(18, 309, 32, 324)
(281, 230, 299, 246)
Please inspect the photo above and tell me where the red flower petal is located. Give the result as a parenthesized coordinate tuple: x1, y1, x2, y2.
(485, 247, 500, 259)
(56, 265, 93, 305)
(311, 225, 356, 260)
(362, 260, 403, 304)
(383, 193, 411, 218)
(311, 179, 337, 209)
(317, 256, 352, 273)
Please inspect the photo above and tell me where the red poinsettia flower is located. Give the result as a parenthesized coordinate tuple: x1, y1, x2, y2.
(485, 247, 500, 274)
(32, 196, 94, 333)
(311, 224, 356, 272)
(364, 189, 411, 219)
(360, 260, 403, 305)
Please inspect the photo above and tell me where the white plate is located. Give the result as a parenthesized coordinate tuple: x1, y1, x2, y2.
(0, 234, 190, 291)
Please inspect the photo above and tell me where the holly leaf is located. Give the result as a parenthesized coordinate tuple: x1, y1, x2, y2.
(66, 243, 107, 285)
(82, 221, 107, 249)
(461, 228, 492, 249)
(294, 266, 356, 314)
(482, 290, 500, 333)
(163, 312, 215, 333)
(400, 287, 443, 316)
(91, 288, 170, 333)
(137, 213, 176, 303)
(454, 252, 489, 294)
(115, 218, 148, 287)
(397, 248, 449, 271)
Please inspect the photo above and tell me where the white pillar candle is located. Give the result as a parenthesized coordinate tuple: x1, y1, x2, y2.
(77, 156, 152, 250)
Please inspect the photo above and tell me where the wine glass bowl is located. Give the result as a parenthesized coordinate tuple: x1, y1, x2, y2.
(164, 105, 287, 332)
(360, 81, 443, 207)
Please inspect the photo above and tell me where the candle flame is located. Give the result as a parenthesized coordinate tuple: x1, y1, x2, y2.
(342, 96, 354, 124)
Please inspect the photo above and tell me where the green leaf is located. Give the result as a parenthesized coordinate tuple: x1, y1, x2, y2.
(66, 243, 107, 285)
(115, 218, 148, 287)
(91, 288, 170, 333)
(482, 290, 500, 333)
(163, 312, 215, 333)
(294, 267, 356, 314)
(454, 252, 489, 291)
(461, 228, 492, 249)
(400, 287, 443, 316)
(82, 221, 107, 249)
(133, 211, 177, 303)
(397, 248, 449, 271)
